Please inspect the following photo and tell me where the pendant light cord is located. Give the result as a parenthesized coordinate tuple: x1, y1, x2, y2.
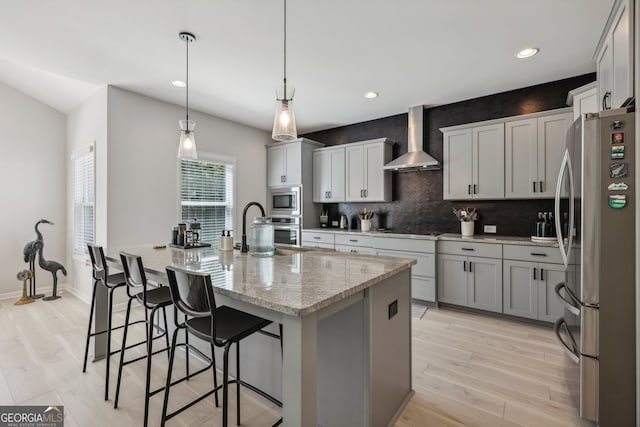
(186, 36, 190, 122)
(283, 0, 287, 99)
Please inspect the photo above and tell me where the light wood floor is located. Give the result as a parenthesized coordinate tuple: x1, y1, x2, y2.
(0, 292, 589, 426)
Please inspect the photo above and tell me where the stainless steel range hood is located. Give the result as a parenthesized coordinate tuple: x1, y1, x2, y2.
(383, 105, 441, 172)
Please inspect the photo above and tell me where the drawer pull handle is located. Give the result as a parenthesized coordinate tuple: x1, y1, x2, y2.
(530, 252, 547, 257)
(313, 236, 321, 240)
(349, 239, 358, 242)
(462, 248, 475, 251)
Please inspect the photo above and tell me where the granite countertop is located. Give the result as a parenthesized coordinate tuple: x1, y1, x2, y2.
(108, 245, 416, 317)
(303, 228, 559, 247)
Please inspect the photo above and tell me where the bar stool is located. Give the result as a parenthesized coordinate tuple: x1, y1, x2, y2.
(83, 244, 141, 401)
(113, 252, 173, 427)
(161, 266, 276, 427)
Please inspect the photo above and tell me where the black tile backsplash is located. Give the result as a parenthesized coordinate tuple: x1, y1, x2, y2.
(302, 73, 595, 236)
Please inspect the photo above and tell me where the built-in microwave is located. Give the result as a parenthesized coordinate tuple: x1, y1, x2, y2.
(269, 186, 301, 216)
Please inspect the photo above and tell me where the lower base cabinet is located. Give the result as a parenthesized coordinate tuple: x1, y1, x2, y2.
(377, 249, 436, 302)
(503, 260, 565, 322)
(437, 253, 502, 313)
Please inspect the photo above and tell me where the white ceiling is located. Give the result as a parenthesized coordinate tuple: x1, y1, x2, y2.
(0, 0, 614, 133)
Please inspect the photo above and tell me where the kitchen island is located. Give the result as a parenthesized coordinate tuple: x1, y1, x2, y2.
(102, 245, 415, 427)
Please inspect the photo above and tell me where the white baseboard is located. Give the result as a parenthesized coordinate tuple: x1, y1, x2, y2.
(2, 283, 128, 312)
(0, 282, 70, 302)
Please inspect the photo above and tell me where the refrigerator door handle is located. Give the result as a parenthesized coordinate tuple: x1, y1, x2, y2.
(554, 318, 580, 364)
(554, 282, 581, 316)
(554, 150, 574, 268)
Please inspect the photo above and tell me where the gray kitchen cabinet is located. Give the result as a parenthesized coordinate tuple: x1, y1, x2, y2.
(442, 123, 504, 200)
(595, 0, 634, 110)
(313, 146, 345, 203)
(568, 82, 598, 121)
(503, 246, 567, 322)
(267, 138, 323, 187)
(437, 254, 468, 306)
(505, 111, 572, 198)
(372, 236, 437, 303)
(301, 230, 335, 249)
(437, 241, 503, 313)
(345, 138, 392, 202)
(503, 260, 538, 319)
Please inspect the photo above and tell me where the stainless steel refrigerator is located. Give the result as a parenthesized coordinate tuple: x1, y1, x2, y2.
(553, 107, 636, 425)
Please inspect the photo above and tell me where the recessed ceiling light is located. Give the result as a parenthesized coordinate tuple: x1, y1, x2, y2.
(516, 48, 539, 59)
(172, 80, 186, 87)
(364, 91, 379, 99)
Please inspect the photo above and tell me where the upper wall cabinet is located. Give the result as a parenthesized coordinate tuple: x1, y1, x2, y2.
(313, 146, 346, 203)
(567, 82, 598, 121)
(505, 111, 573, 199)
(442, 123, 504, 200)
(595, 0, 634, 110)
(441, 107, 573, 201)
(345, 138, 393, 202)
(266, 138, 323, 187)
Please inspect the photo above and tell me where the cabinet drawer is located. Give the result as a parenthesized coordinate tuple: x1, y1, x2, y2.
(377, 250, 434, 277)
(412, 277, 435, 302)
(438, 240, 502, 258)
(335, 244, 376, 255)
(372, 237, 435, 253)
(335, 233, 376, 248)
(302, 231, 335, 245)
(503, 244, 562, 264)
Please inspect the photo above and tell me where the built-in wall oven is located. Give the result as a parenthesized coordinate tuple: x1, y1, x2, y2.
(269, 186, 301, 216)
(271, 216, 301, 248)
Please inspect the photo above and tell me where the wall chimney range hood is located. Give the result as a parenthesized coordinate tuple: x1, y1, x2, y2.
(383, 105, 440, 172)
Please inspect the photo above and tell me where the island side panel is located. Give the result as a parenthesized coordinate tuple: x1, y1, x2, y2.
(367, 268, 412, 427)
(317, 296, 366, 427)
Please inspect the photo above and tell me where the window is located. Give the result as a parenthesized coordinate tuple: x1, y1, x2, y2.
(180, 157, 234, 244)
(73, 146, 95, 255)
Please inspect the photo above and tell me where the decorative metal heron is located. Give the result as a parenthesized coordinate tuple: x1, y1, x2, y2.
(22, 219, 52, 298)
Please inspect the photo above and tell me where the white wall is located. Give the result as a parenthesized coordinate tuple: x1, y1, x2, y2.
(0, 81, 66, 297)
(106, 86, 269, 249)
(66, 87, 108, 302)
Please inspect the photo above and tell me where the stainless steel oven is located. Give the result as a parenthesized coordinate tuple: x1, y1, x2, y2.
(269, 186, 301, 217)
(271, 216, 301, 248)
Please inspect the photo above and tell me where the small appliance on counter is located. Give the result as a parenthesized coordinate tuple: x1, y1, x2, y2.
(170, 219, 211, 249)
(320, 212, 329, 228)
(339, 215, 348, 229)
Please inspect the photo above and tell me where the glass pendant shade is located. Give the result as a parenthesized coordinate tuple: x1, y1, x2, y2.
(178, 119, 197, 159)
(272, 86, 297, 141)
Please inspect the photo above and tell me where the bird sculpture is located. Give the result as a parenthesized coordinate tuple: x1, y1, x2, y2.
(33, 231, 67, 301)
(22, 219, 52, 298)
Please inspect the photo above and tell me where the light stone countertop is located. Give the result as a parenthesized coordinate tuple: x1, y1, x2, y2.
(108, 245, 416, 317)
(303, 228, 559, 247)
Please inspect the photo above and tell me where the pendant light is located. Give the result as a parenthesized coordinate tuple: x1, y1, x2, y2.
(272, 0, 297, 141)
(178, 32, 198, 159)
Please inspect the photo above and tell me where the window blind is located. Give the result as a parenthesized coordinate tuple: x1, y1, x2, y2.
(73, 148, 95, 254)
(180, 159, 234, 245)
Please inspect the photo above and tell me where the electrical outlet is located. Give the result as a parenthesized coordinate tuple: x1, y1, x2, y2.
(484, 225, 497, 233)
(388, 300, 398, 319)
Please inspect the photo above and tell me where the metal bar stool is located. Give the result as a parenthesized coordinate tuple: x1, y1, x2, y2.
(113, 252, 174, 426)
(161, 266, 281, 427)
(83, 244, 145, 401)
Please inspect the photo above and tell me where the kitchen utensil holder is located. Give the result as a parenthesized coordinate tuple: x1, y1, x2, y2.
(361, 219, 372, 232)
(461, 221, 474, 237)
